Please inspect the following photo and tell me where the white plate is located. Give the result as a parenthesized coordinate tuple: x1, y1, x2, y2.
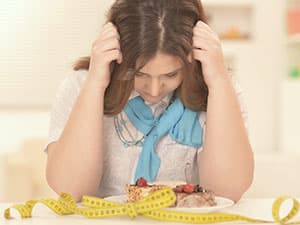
(104, 195, 234, 213)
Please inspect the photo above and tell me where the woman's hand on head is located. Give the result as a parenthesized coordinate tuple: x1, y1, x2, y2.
(87, 22, 123, 90)
(192, 21, 229, 89)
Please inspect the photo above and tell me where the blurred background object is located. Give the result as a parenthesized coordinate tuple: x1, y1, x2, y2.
(0, 0, 300, 202)
(205, 4, 252, 40)
(287, 7, 300, 35)
(0, 137, 57, 202)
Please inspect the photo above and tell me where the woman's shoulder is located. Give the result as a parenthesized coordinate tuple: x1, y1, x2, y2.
(54, 69, 88, 98)
(61, 69, 88, 88)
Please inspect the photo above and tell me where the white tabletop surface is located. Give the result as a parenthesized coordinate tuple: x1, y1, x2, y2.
(1, 198, 300, 225)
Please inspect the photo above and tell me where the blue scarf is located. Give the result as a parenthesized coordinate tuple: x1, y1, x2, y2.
(124, 96, 203, 183)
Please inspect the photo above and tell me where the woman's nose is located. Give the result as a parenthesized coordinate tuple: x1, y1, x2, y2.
(149, 78, 162, 97)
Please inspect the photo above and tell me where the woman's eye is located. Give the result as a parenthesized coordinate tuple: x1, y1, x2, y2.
(166, 72, 178, 78)
(135, 72, 145, 77)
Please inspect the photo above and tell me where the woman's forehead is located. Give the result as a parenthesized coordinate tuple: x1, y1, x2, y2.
(136, 53, 182, 73)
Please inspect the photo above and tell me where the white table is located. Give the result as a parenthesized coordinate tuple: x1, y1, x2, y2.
(1, 198, 300, 225)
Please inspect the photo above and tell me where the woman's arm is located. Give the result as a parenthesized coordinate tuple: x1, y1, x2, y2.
(46, 22, 122, 201)
(46, 76, 106, 202)
(192, 20, 254, 202)
(198, 76, 254, 202)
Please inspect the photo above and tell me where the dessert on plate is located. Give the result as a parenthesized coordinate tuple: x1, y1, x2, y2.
(125, 177, 217, 207)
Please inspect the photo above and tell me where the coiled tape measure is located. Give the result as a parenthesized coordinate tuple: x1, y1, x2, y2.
(3, 188, 300, 224)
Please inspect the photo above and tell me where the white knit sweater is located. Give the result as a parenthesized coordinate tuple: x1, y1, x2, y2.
(45, 69, 249, 198)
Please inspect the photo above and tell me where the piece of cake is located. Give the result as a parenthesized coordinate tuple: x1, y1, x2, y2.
(125, 177, 217, 207)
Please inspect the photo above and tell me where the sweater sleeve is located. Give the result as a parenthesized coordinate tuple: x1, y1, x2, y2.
(43, 69, 88, 153)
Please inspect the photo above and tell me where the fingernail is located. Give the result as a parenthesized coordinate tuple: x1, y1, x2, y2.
(104, 22, 112, 26)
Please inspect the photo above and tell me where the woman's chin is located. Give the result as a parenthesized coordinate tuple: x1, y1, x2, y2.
(141, 94, 163, 104)
(144, 98, 161, 104)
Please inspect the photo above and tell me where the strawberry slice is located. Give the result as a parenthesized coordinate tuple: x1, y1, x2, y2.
(136, 177, 148, 187)
(183, 184, 195, 193)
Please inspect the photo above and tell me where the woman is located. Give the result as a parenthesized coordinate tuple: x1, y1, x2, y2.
(45, 0, 254, 202)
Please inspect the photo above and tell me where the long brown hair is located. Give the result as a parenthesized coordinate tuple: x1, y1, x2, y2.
(73, 0, 208, 115)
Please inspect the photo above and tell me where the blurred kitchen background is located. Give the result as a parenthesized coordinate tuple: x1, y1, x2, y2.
(1, 0, 300, 202)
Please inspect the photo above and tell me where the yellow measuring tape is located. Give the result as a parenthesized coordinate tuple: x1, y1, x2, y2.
(3, 188, 300, 224)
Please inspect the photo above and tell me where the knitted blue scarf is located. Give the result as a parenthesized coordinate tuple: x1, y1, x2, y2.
(124, 96, 203, 183)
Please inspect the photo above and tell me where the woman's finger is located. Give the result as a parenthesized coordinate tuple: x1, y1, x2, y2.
(194, 21, 220, 40)
(93, 25, 120, 48)
(100, 22, 114, 34)
(192, 36, 216, 51)
(102, 25, 119, 37)
(93, 37, 120, 53)
(192, 48, 206, 62)
(195, 20, 215, 34)
(193, 27, 219, 42)
(98, 29, 120, 43)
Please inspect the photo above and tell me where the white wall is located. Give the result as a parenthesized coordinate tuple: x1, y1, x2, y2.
(0, 0, 112, 107)
(0, 110, 49, 153)
(0, 0, 114, 152)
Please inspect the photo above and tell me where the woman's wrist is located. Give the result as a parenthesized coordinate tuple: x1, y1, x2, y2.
(207, 73, 232, 95)
(84, 74, 108, 95)
(208, 74, 233, 96)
